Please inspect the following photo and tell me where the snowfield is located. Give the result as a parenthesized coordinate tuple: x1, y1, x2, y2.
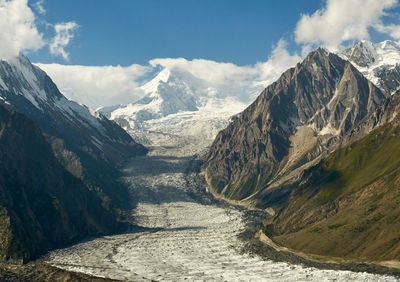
(44, 131, 399, 281)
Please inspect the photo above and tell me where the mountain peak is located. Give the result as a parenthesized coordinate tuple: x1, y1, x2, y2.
(341, 40, 400, 95)
(304, 46, 330, 60)
(342, 39, 400, 68)
(379, 39, 400, 51)
(303, 46, 339, 67)
(342, 40, 377, 68)
(0, 53, 146, 164)
(203, 46, 386, 202)
(141, 68, 171, 94)
(316, 46, 330, 55)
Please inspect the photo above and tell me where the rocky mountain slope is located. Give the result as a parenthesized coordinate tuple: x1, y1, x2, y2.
(265, 91, 400, 261)
(203, 48, 387, 202)
(0, 55, 147, 208)
(341, 40, 400, 95)
(0, 105, 119, 263)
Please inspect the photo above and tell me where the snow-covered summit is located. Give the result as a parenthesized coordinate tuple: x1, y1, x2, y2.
(341, 40, 400, 94)
(98, 66, 251, 151)
(141, 68, 171, 94)
(342, 40, 400, 68)
(0, 54, 109, 136)
(99, 66, 250, 132)
(0, 54, 62, 110)
(0, 53, 144, 164)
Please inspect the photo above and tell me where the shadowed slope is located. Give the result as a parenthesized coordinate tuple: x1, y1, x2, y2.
(0, 105, 118, 263)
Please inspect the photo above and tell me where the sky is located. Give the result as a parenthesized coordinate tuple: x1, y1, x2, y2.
(27, 0, 324, 66)
(2, 0, 400, 108)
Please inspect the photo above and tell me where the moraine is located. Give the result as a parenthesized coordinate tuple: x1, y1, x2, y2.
(42, 128, 399, 282)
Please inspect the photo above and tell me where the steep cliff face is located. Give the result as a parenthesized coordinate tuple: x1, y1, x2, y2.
(203, 48, 387, 202)
(342, 90, 400, 145)
(0, 55, 147, 208)
(0, 105, 118, 263)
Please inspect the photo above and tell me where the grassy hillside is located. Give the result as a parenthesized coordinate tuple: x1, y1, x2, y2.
(267, 115, 400, 261)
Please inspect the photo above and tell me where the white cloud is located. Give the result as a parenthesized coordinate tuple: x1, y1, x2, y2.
(0, 0, 78, 61)
(295, 0, 399, 51)
(150, 58, 256, 86)
(35, 39, 300, 108)
(35, 63, 151, 109)
(254, 39, 301, 87)
(50, 21, 79, 61)
(33, 0, 45, 15)
(149, 40, 300, 103)
(0, 0, 44, 60)
(375, 23, 400, 40)
(149, 57, 260, 102)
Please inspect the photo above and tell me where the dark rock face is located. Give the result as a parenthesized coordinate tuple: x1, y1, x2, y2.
(203, 48, 387, 202)
(0, 105, 118, 263)
(0, 55, 147, 208)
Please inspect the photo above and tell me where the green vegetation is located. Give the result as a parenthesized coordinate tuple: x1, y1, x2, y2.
(269, 117, 400, 261)
(317, 121, 400, 200)
(220, 173, 273, 201)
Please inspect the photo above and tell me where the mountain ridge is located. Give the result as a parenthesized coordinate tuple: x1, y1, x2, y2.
(203, 48, 387, 203)
(341, 40, 400, 95)
(0, 104, 119, 263)
(0, 54, 147, 208)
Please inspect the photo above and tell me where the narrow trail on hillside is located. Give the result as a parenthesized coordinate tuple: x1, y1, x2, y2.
(43, 140, 398, 281)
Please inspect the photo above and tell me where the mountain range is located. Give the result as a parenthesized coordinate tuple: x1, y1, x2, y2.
(92, 39, 400, 262)
(1, 38, 400, 266)
(203, 47, 387, 201)
(341, 40, 400, 95)
(99, 65, 252, 155)
(202, 40, 400, 261)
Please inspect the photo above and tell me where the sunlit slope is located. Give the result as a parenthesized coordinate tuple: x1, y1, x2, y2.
(269, 114, 400, 261)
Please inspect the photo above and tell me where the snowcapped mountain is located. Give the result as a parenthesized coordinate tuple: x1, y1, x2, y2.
(99, 66, 254, 154)
(0, 54, 146, 207)
(341, 40, 400, 95)
(102, 68, 200, 127)
(0, 54, 145, 157)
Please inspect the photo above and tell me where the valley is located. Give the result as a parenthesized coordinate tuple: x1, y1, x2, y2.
(42, 128, 398, 281)
(0, 26, 400, 280)
(2, 1, 400, 280)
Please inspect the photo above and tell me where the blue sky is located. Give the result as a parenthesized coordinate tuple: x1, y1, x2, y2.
(28, 0, 324, 66)
(2, 0, 400, 108)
